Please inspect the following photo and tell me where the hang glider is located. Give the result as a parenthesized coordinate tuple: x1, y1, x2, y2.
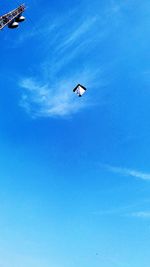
(0, 4, 26, 30)
(73, 84, 87, 97)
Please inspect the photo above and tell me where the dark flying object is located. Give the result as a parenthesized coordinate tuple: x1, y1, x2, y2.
(0, 4, 26, 30)
(73, 84, 87, 97)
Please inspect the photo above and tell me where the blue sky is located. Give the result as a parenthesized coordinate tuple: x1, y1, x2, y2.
(0, 0, 150, 266)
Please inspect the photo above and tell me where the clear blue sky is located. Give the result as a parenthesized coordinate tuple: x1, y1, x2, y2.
(0, 0, 150, 266)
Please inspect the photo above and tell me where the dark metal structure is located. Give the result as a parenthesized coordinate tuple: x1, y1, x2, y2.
(0, 4, 26, 30)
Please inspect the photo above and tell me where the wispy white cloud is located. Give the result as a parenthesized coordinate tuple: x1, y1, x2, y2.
(94, 209, 150, 220)
(130, 211, 150, 218)
(16, 23, 57, 45)
(56, 16, 98, 53)
(19, 74, 93, 118)
(103, 164, 150, 181)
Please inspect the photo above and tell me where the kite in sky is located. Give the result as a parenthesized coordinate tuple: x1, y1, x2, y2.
(73, 84, 87, 97)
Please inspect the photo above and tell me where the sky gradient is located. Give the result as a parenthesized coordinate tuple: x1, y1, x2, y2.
(0, 1, 150, 267)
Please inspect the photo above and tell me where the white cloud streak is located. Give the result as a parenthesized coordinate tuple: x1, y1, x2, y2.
(131, 211, 150, 218)
(19, 76, 92, 118)
(56, 16, 98, 52)
(103, 164, 150, 181)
